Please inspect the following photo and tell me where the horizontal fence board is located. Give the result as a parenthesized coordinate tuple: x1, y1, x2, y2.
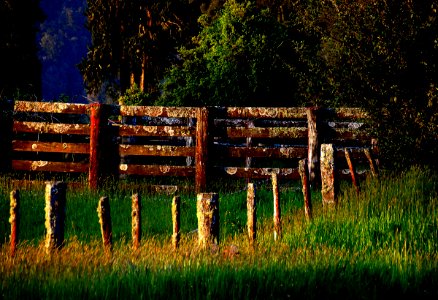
(224, 127, 307, 139)
(13, 121, 90, 135)
(119, 164, 195, 176)
(334, 128, 372, 141)
(215, 167, 300, 179)
(119, 145, 195, 157)
(120, 106, 197, 118)
(217, 146, 307, 158)
(324, 108, 369, 119)
(223, 107, 307, 119)
(12, 140, 89, 154)
(14, 101, 88, 114)
(118, 125, 195, 137)
(12, 160, 89, 173)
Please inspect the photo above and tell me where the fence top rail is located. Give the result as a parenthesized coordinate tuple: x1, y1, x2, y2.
(120, 105, 197, 118)
(14, 101, 89, 114)
(322, 108, 369, 119)
(217, 107, 308, 119)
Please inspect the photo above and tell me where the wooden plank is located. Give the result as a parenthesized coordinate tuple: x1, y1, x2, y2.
(333, 128, 372, 141)
(120, 105, 197, 118)
(217, 146, 307, 159)
(13, 121, 90, 135)
(217, 167, 300, 179)
(325, 108, 369, 119)
(225, 107, 307, 119)
(14, 101, 88, 114)
(119, 164, 195, 177)
(119, 145, 195, 157)
(12, 140, 89, 154)
(225, 127, 307, 139)
(118, 125, 195, 137)
(12, 160, 89, 173)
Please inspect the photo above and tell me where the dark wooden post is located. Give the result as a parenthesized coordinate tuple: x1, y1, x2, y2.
(298, 159, 312, 221)
(272, 173, 281, 241)
(172, 195, 181, 249)
(9, 190, 20, 257)
(97, 196, 112, 253)
(307, 107, 320, 187)
(197, 193, 219, 248)
(132, 193, 141, 250)
(320, 144, 337, 205)
(45, 182, 67, 253)
(345, 148, 360, 195)
(195, 107, 209, 194)
(247, 183, 256, 247)
(89, 103, 102, 190)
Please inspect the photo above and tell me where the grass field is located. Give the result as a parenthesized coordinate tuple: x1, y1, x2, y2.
(1, 167, 437, 299)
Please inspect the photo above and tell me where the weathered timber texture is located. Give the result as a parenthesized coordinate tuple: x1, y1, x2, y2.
(12, 140, 90, 154)
(321, 144, 337, 205)
(9, 190, 19, 257)
(14, 101, 88, 114)
(119, 164, 194, 177)
(13, 121, 90, 135)
(225, 107, 307, 119)
(45, 182, 67, 253)
(12, 160, 88, 173)
(364, 148, 379, 177)
(334, 128, 372, 142)
(298, 159, 312, 221)
(272, 173, 281, 241)
(327, 107, 369, 119)
(195, 108, 209, 194)
(120, 105, 197, 118)
(247, 183, 256, 247)
(197, 193, 219, 249)
(226, 127, 307, 139)
(220, 167, 300, 180)
(118, 125, 195, 137)
(89, 103, 102, 190)
(307, 108, 320, 187)
(131, 193, 141, 250)
(119, 145, 195, 157)
(172, 195, 181, 249)
(97, 196, 112, 253)
(245, 121, 254, 170)
(219, 146, 307, 159)
(345, 148, 360, 195)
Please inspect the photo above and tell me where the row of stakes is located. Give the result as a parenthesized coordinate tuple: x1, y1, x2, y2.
(7, 159, 314, 257)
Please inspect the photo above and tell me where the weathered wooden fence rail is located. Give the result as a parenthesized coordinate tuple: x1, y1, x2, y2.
(0, 101, 378, 193)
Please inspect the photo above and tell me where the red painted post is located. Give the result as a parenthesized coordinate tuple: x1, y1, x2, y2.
(195, 107, 209, 194)
(89, 103, 102, 190)
(345, 148, 360, 195)
(9, 190, 19, 257)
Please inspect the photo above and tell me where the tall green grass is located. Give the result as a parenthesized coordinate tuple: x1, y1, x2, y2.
(1, 167, 437, 299)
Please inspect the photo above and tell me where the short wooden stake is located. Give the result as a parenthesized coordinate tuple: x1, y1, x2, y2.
(320, 144, 337, 205)
(97, 196, 112, 253)
(246, 183, 256, 247)
(345, 148, 360, 195)
(45, 182, 67, 253)
(172, 196, 181, 249)
(364, 148, 378, 177)
(298, 159, 312, 221)
(9, 190, 20, 257)
(131, 193, 141, 250)
(307, 108, 320, 187)
(272, 173, 281, 241)
(197, 193, 219, 249)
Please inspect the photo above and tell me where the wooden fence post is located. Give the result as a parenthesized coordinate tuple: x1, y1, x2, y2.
(195, 107, 209, 194)
(45, 181, 67, 253)
(345, 148, 360, 195)
(364, 148, 379, 177)
(307, 107, 320, 187)
(89, 103, 102, 190)
(298, 159, 312, 221)
(97, 196, 112, 253)
(172, 195, 181, 249)
(197, 193, 219, 249)
(132, 193, 141, 250)
(272, 173, 281, 241)
(9, 190, 19, 257)
(247, 183, 256, 247)
(320, 144, 337, 205)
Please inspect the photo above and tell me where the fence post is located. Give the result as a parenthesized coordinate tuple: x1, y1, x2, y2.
(9, 190, 19, 257)
(97, 196, 112, 253)
(247, 183, 256, 247)
(197, 193, 219, 249)
(307, 107, 320, 188)
(195, 107, 209, 194)
(132, 193, 141, 250)
(89, 103, 103, 190)
(298, 159, 312, 221)
(45, 181, 67, 253)
(320, 144, 337, 205)
(345, 148, 360, 195)
(272, 173, 281, 241)
(172, 195, 181, 249)
(364, 148, 379, 177)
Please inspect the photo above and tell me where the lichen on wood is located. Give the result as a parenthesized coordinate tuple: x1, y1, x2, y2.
(172, 196, 181, 249)
(97, 196, 112, 253)
(320, 144, 337, 205)
(132, 193, 141, 250)
(9, 190, 20, 257)
(247, 183, 256, 247)
(197, 193, 219, 249)
(44, 182, 67, 253)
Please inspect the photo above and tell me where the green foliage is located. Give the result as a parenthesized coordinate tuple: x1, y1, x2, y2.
(117, 84, 154, 106)
(158, 0, 300, 107)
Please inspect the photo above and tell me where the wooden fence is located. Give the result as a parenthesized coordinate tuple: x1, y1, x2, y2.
(0, 100, 378, 193)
